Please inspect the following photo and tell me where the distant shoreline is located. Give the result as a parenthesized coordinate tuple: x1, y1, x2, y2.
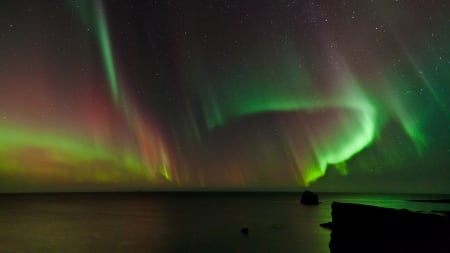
(0, 191, 449, 198)
(0, 191, 450, 195)
(409, 199, 450, 203)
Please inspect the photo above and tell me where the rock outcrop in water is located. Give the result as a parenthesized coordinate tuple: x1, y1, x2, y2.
(300, 190, 319, 205)
(326, 202, 450, 253)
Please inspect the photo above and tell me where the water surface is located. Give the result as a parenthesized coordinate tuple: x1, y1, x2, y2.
(0, 192, 448, 253)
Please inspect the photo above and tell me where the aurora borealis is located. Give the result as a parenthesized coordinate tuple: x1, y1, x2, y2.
(0, 0, 449, 192)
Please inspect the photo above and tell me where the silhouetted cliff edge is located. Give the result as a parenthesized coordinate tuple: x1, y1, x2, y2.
(325, 202, 450, 253)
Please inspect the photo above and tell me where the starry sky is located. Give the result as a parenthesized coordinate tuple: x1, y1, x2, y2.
(0, 0, 449, 193)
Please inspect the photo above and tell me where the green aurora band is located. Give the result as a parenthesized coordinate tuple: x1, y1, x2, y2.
(0, 0, 448, 192)
(193, 62, 380, 184)
(0, 125, 151, 183)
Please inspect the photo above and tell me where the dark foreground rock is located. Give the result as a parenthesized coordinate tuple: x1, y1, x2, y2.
(328, 202, 450, 253)
(300, 190, 319, 205)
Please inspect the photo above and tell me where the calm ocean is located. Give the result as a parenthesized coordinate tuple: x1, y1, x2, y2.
(0, 192, 448, 253)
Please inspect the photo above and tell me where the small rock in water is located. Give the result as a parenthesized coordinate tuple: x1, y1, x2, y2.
(300, 190, 319, 205)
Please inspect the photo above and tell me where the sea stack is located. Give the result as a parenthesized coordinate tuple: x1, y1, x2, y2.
(300, 190, 319, 205)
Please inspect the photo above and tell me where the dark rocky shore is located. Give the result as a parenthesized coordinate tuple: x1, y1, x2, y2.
(323, 202, 450, 253)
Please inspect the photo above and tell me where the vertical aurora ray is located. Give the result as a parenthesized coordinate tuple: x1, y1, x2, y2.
(80, 0, 174, 181)
(382, 76, 427, 154)
(68, 0, 122, 107)
(96, 5, 120, 105)
(370, 0, 450, 155)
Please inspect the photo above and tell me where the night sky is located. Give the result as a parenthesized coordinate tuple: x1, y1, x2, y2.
(0, 0, 449, 193)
